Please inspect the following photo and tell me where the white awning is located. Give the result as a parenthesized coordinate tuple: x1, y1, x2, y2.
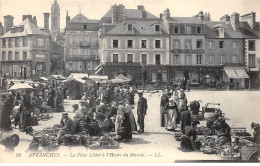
(224, 68, 239, 78)
(235, 68, 249, 78)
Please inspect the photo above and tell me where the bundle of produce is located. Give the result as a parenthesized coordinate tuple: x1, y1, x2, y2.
(62, 134, 81, 146)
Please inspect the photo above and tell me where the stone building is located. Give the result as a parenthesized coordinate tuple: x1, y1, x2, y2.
(51, 0, 60, 39)
(0, 17, 51, 79)
(98, 5, 169, 84)
(64, 12, 99, 76)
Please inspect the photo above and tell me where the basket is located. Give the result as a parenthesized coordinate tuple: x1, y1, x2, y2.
(174, 132, 182, 141)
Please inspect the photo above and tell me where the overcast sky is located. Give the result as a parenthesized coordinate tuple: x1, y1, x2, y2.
(1, 0, 260, 29)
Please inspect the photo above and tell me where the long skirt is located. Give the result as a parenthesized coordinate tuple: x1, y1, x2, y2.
(20, 110, 32, 131)
(128, 111, 137, 131)
(160, 106, 165, 127)
(165, 108, 177, 130)
(0, 108, 11, 130)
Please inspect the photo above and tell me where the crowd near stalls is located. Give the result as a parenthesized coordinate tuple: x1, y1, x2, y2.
(160, 88, 260, 160)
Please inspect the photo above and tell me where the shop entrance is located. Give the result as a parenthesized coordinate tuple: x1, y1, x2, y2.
(184, 70, 189, 81)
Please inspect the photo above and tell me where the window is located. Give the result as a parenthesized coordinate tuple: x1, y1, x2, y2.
(113, 40, 118, 48)
(8, 51, 12, 60)
(113, 54, 118, 63)
(196, 40, 202, 49)
(127, 54, 133, 63)
(196, 27, 202, 34)
(2, 52, 6, 60)
(155, 54, 160, 65)
(185, 40, 191, 49)
(249, 54, 255, 67)
(15, 38, 19, 47)
(22, 37, 27, 47)
(23, 51, 27, 60)
(186, 55, 191, 65)
(208, 54, 213, 65)
(155, 25, 160, 32)
(209, 41, 213, 49)
(127, 40, 133, 48)
(128, 24, 133, 31)
(186, 26, 191, 34)
(141, 40, 147, 48)
(232, 41, 237, 49)
(197, 55, 202, 65)
(141, 54, 147, 65)
(174, 26, 179, 33)
(2, 39, 6, 48)
(15, 51, 19, 60)
(8, 38, 12, 48)
(248, 40, 255, 51)
(37, 39, 43, 46)
(174, 55, 180, 65)
(219, 41, 224, 48)
(220, 55, 224, 65)
(173, 40, 180, 49)
(232, 55, 237, 63)
(155, 40, 161, 48)
(83, 25, 87, 29)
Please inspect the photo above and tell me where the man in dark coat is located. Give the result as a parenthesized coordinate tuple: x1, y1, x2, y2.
(160, 91, 169, 127)
(180, 109, 191, 133)
(137, 91, 147, 133)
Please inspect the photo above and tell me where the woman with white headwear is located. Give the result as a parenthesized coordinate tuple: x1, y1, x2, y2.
(164, 97, 178, 131)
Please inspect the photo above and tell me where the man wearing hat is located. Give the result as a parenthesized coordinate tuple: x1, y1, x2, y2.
(55, 112, 76, 144)
(137, 91, 148, 133)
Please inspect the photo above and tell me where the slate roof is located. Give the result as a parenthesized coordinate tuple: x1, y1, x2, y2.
(104, 19, 168, 35)
(103, 8, 158, 19)
(1, 19, 50, 38)
(69, 13, 99, 23)
(168, 17, 203, 24)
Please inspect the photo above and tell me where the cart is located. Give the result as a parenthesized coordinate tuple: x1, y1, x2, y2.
(201, 102, 221, 120)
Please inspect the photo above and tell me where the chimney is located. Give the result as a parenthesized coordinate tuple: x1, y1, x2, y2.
(22, 15, 33, 21)
(44, 13, 50, 33)
(0, 22, 4, 36)
(66, 11, 70, 26)
(240, 12, 256, 29)
(112, 4, 125, 24)
(4, 15, 14, 33)
(204, 12, 211, 21)
(160, 13, 163, 19)
(162, 8, 170, 20)
(32, 16, 37, 26)
(137, 5, 144, 10)
(220, 14, 230, 22)
(198, 11, 204, 21)
(231, 12, 240, 31)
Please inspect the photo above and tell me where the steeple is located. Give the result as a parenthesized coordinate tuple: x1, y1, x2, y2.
(51, 0, 60, 39)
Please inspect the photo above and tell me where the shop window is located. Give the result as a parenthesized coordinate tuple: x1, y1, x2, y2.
(219, 41, 224, 48)
(232, 41, 237, 49)
(232, 55, 237, 63)
(248, 40, 255, 51)
(8, 51, 13, 60)
(196, 40, 202, 49)
(208, 54, 213, 65)
(186, 26, 191, 34)
(2, 39, 6, 48)
(141, 54, 147, 65)
(127, 54, 133, 63)
(197, 54, 202, 65)
(209, 41, 213, 49)
(2, 52, 6, 60)
(113, 54, 118, 63)
(186, 55, 191, 65)
(174, 55, 180, 65)
(196, 27, 202, 34)
(220, 54, 224, 65)
(127, 40, 133, 48)
(155, 40, 161, 48)
(155, 25, 160, 32)
(113, 40, 118, 48)
(141, 40, 147, 48)
(8, 38, 13, 48)
(249, 54, 255, 67)
(155, 54, 160, 65)
(15, 51, 19, 60)
(174, 26, 179, 34)
(15, 38, 19, 47)
(23, 51, 27, 60)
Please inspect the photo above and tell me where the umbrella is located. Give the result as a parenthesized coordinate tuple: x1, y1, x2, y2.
(9, 83, 34, 90)
(111, 74, 131, 83)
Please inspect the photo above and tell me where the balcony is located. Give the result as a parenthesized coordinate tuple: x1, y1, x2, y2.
(105, 62, 141, 66)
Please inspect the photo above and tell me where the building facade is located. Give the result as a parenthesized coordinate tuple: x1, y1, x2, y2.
(0, 18, 51, 79)
(64, 13, 99, 76)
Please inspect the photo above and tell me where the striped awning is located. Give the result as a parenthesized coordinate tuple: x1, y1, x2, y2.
(224, 67, 249, 79)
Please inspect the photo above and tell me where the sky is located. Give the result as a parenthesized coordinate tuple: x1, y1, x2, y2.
(0, 0, 260, 30)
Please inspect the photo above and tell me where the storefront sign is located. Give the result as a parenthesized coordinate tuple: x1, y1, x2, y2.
(36, 54, 46, 62)
(106, 62, 141, 66)
(171, 49, 205, 54)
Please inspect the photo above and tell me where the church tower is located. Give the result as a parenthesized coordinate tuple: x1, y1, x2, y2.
(51, 0, 60, 39)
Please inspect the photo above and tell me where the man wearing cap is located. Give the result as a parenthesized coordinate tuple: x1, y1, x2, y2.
(137, 91, 147, 133)
(55, 112, 76, 144)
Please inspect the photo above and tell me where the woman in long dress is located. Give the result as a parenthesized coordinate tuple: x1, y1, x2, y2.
(125, 103, 137, 132)
(115, 105, 132, 141)
(164, 98, 178, 131)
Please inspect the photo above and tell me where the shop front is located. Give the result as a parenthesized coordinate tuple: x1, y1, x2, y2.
(1, 61, 32, 79)
(223, 67, 249, 88)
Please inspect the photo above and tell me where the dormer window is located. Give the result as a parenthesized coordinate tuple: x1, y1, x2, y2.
(155, 25, 160, 32)
(196, 27, 202, 34)
(83, 25, 87, 30)
(19, 26, 24, 32)
(128, 24, 133, 31)
(174, 26, 179, 34)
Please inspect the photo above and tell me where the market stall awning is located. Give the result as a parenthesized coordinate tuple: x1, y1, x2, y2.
(224, 67, 249, 79)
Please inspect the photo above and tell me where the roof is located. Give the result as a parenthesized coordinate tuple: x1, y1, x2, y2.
(1, 19, 50, 38)
(68, 73, 89, 79)
(62, 77, 86, 84)
(103, 8, 158, 19)
(104, 19, 168, 35)
(169, 17, 203, 24)
(50, 75, 66, 80)
(89, 75, 108, 81)
(239, 21, 260, 38)
(69, 13, 99, 23)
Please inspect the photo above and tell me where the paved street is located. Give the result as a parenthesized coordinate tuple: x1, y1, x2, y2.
(1, 90, 260, 162)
